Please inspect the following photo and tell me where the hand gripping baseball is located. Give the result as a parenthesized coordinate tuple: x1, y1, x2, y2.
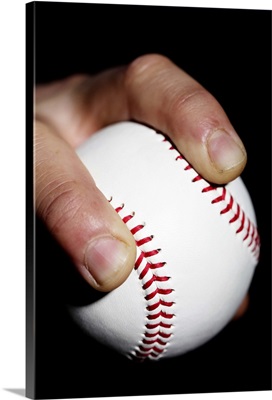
(34, 54, 247, 299)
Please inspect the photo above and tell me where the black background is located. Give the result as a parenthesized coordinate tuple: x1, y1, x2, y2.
(27, 1, 271, 399)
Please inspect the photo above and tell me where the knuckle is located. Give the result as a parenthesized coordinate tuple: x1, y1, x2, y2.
(169, 87, 225, 138)
(169, 87, 212, 115)
(125, 54, 171, 86)
(36, 178, 83, 235)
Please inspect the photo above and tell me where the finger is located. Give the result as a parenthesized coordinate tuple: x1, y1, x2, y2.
(35, 55, 246, 185)
(35, 73, 130, 148)
(123, 54, 247, 184)
(34, 120, 136, 292)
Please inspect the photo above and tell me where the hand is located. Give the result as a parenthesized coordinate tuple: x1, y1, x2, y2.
(34, 54, 247, 308)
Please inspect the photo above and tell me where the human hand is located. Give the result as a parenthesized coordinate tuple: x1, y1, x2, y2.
(34, 54, 247, 307)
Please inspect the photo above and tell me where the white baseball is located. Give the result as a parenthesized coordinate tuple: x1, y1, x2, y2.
(68, 121, 260, 361)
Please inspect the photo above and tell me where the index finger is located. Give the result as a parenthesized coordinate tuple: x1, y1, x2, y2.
(124, 54, 247, 184)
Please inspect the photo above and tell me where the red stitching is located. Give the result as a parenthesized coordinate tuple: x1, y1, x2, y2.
(145, 287, 173, 301)
(229, 204, 240, 223)
(211, 187, 227, 204)
(192, 175, 202, 182)
(220, 195, 234, 214)
(110, 198, 175, 361)
(130, 224, 145, 235)
(107, 133, 260, 361)
(165, 138, 260, 260)
(142, 249, 160, 257)
(236, 211, 245, 234)
(136, 236, 153, 246)
(202, 185, 215, 193)
(146, 322, 172, 329)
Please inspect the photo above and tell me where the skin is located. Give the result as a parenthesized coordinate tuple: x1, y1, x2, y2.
(34, 54, 248, 317)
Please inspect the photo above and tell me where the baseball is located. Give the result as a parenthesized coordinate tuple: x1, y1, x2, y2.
(67, 121, 260, 361)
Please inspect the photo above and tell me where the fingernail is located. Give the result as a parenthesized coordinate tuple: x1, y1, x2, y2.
(207, 129, 246, 172)
(84, 235, 130, 288)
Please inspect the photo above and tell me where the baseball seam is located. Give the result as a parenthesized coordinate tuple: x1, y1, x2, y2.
(108, 131, 260, 362)
(110, 199, 174, 361)
(163, 138, 260, 260)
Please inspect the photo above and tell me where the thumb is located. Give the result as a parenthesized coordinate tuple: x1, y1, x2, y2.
(34, 120, 136, 292)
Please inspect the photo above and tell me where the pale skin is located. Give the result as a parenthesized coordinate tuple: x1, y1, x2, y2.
(35, 54, 248, 318)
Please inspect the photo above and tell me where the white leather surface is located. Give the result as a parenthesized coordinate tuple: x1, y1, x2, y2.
(68, 121, 259, 361)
